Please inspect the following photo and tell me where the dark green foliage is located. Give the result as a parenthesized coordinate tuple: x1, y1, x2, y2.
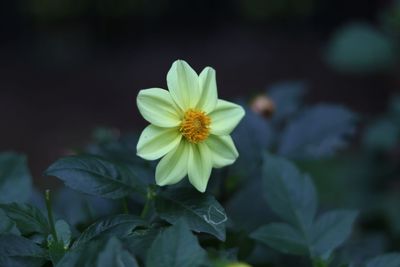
(146, 220, 208, 267)
(56, 237, 138, 267)
(278, 105, 357, 159)
(155, 187, 227, 241)
(0, 209, 20, 235)
(326, 23, 396, 73)
(0, 203, 50, 236)
(0, 152, 32, 203)
(0, 234, 47, 267)
(44, 155, 146, 199)
(72, 214, 145, 248)
(0, 90, 398, 267)
(251, 153, 358, 262)
(364, 253, 400, 267)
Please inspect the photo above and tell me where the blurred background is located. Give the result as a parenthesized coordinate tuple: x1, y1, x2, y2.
(0, 0, 399, 188)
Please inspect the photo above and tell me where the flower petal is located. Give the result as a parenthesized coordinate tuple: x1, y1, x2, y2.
(196, 67, 218, 113)
(205, 135, 239, 168)
(155, 140, 190, 186)
(167, 60, 200, 111)
(209, 100, 246, 135)
(188, 143, 212, 193)
(137, 125, 181, 160)
(137, 88, 181, 127)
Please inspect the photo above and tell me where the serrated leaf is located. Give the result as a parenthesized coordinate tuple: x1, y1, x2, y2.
(365, 253, 400, 267)
(251, 223, 308, 255)
(0, 203, 50, 236)
(0, 209, 20, 235)
(73, 214, 145, 248)
(262, 153, 317, 234)
(146, 220, 207, 267)
(278, 105, 357, 159)
(57, 237, 138, 267)
(44, 155, 146, 199)
(0, 152, 32, 203)
(0, 234, 47, 267)
(312, 210, 358, 258)
(123, 226, 161, 261)
(155, 187, 227, 241)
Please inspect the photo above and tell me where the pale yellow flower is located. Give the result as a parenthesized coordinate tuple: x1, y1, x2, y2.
(136, 60, 245, 192)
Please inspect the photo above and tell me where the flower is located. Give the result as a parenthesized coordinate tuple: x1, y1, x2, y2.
(251, 94, 275, 118)
(136, 60, 245, 192)
(213, 260, 253, 267)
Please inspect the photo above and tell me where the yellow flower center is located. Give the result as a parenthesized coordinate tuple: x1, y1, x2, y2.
(180, 109, 211, 143)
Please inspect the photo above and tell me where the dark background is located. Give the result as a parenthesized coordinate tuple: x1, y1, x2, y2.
(0, 0, 398, 188)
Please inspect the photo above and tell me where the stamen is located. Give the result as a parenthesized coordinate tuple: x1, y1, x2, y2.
(180, 109, 211, 143)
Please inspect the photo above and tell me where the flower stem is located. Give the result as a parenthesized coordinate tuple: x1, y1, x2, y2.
(140, 186, 155, 219)
(121, 197, 129, 214)
(45, 189, 58, 243)
(140, 200, 151, 219)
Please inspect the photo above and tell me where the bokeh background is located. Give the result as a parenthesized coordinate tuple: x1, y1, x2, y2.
(0, 0, 399, 188)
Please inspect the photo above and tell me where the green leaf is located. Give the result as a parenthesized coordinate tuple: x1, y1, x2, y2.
(251, 222, 308, 255)
(73, 214, 145, 248)
(326, 22, 396, 73)
(123, 226, 161, 261)
(225, 177, 272, 231)
(0, 152, 32, 203)
(44, 155, 146, 199)
(0, 234, 47, 267)
(155, 187, 227, 241)
(86, 132, 154, 186)
(363, 119, 400, 152)
(312, 210, 358, 258)
(146, 220, 207, 267)
(262, 153, 317, 234)
(0, 209, 20, 235)
(97, 237, 138, 267)
(365, 253, 400, 267)
(57, 237, 138, 267)
(278, 105, 357, 159)
(0, 203, 50, 236)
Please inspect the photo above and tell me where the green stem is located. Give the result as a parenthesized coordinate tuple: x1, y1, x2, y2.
(45, 189, 58, 243)
(121, 197, 129, 214)
(140, 200, 150, 219)
(140, 186, 155, 219)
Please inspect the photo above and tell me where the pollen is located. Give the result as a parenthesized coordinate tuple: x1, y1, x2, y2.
(180, 109, 211, 143)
